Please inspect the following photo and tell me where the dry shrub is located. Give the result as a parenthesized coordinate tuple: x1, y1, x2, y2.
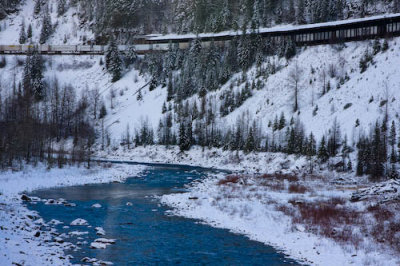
(275, 204, 296, 216)
(260, 173, 299, 182)
(290, 199, 361, 246)
(288, 183, 307, 194)
(218, 175, 241, 186)
(264, 181, 285, 191)
(368, 203, 400, 252)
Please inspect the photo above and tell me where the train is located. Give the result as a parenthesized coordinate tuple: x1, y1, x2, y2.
(0, 43, 181, 55)
(0, 13, 400, 55)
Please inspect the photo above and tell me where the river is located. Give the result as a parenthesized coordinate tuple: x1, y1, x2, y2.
(28, 164, 300, 265)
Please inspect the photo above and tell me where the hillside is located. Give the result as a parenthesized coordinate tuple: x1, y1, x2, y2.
(0, 0, 399, 175)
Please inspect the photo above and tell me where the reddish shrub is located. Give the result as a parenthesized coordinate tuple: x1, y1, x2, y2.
(218, 175, 241, 186)
(288, 183, 307, 194)
(260, 173, 299, 182)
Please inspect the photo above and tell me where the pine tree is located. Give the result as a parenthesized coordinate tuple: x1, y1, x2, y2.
(238, 26, 251, 70)
(373, 39, 381, 55)
(167, 77, 174, 101)
(19, 22, 26, 44)
(220, 0, 231, 29)
(34, 0, 41, 15)
(99, 104, 107, 119)
(137, 89, 142, 101)
(371, 121, 386, 180)
(297, 0, 306, 24)
(390, 121, 397, 163)
(30, 52, 45, 101)
(27, 24, 33, 39)
(382, 39, 389, 51)
(105, 38, 122, 82)
(244, 127, 255, 153)
(279, 112, 286, 130)
(39, 7, 52, 44)
(57, 0, 66, 16)
(318, 136, 329, 162)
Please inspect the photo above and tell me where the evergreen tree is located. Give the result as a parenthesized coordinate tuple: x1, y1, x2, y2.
(244, 127, 255, 153)
(297, 0, 306, 24)
(57, 0, 67, 16)
(279, 112, 286, 130)
(31, 53, 45, 101)
(105, 38, 122, 82)
(382, 39, 389, 51)
(27, 24, 33, 39)
(34, 0, 41, 15)
(39, 7, 52, 44)
(371, 121, 386, 179)
(318, 136, 329, 162)
(390, 121, 397, 163)
(99, 104, 107, 119)
(19, 22, 26, 44)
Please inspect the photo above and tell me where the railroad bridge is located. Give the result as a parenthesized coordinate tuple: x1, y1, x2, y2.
(1, 13, 400, 55)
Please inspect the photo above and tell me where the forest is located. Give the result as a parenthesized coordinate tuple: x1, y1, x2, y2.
(1, 0, 399, 181)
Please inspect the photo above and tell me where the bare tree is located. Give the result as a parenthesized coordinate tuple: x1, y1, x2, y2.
(89, 87, 100, 120)
(109, 88, 116, 109)
(320, 66, 327, 96)
(288, 60, 303, 112)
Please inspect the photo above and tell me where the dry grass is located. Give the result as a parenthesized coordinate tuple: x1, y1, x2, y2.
(290, 199, 362, 247)
(288, 183, 307, 194)
(260, 173, 299, 182)
(218, 175, 241, 186)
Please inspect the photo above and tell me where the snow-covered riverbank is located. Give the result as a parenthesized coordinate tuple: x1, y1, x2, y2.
(96, 145, 313, 174)
(96, 145, 400, 265)
(161, 172, 400, 266)
(0, 163, 146, 265)
(1, 145, 399, 266)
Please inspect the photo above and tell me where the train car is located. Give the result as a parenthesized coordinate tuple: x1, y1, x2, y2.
(51, 45, 77, 54)
(1, 45, 22, 53)
(77, 45, 92, 53)
(117, 45, 128, 52)
(179, 42, 190, 49)
(21, 45, 35, 52)
(134, 44, 151, 53)
(39, 45, 49, 53)
(92, 45, 104, 53)
(152, 43, 170, 51)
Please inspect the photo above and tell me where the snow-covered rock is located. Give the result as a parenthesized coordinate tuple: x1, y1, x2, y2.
(68, 231, 89, 237)
(90, 238, 116, 249)
(94, 238, 116, 244)
(90, 242, 107, 249)
(95, 227, 106, 236)
(70, 219, 88, 226)
(351, 179, 400, 203)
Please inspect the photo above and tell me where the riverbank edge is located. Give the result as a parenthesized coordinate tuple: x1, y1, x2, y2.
(0, 163, 147, 265)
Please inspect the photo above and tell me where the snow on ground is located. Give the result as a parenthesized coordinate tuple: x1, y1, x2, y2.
(0, 0, 94, 45)
(0, 163, 146, 265)
(208, 37, 400, 143)
(96, 145, 311, 174)
(161, 173, 400, 266)
(95, 145, 400, 266)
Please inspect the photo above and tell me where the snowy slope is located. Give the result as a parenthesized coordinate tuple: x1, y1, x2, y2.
(1, 0, 400, 147)
(0, 0, 93, 45)
(222, 39, 400, 143)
